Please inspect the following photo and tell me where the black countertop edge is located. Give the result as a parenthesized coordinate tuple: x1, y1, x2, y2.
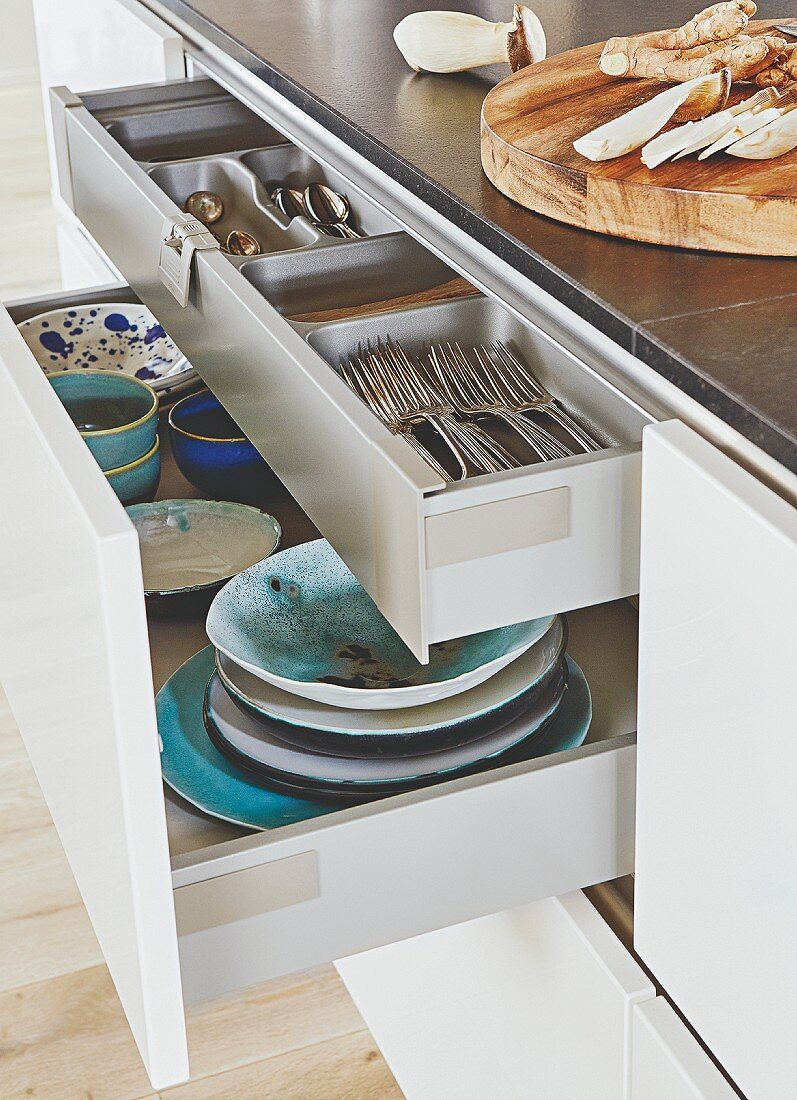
(633, 329, 797, 475)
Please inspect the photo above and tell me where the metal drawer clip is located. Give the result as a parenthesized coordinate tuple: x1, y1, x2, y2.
(159, 215, 220, 307)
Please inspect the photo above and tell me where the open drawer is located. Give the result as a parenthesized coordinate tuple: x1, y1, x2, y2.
(0, 281, 637, 1089)
(51, 76, 650, 660)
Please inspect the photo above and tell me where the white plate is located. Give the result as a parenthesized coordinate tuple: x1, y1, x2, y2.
(207, 538, 555, 709)
(205, 658, 568, 788)
(18, 302, 196, 396)
(127, 499, 281, 598)
(215, 616, 566, 742)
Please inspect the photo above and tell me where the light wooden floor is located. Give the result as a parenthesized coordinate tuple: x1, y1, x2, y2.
(0, 77, 402, 1100)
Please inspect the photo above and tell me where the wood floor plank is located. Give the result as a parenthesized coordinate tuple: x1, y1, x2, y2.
(0, 962, 400, 1100)
(182, 966, 369, 1082)
(161, 1028, 404, 1100)
(0, 965, 157, 1100)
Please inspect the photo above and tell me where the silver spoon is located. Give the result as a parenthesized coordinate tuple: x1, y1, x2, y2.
(271, 185, 345, 238)
(303, 182, 363, 238)
(270, 186, 305, 221)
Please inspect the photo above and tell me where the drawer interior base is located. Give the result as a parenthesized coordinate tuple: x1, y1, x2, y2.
(163, 593, 639, 859)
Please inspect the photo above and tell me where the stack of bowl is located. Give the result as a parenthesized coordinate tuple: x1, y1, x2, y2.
(156, 539, 592, 830)
(48, 370, 161, 503)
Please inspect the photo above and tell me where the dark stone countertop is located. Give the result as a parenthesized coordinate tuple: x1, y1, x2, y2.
(152, 0, 797, 473)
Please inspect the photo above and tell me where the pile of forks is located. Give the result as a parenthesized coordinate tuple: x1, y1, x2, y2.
(339, 337, 599, 482)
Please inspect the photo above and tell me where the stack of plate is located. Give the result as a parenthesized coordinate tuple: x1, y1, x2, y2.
(157, 540, 592, 830)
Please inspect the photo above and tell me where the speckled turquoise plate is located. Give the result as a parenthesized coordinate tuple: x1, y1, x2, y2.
(156, 646, 592, 830)
(213, 616, 566, 757)
(206, 538, 555, 710)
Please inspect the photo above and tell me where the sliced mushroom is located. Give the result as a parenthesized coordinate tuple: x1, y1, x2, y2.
(573, 70, 731, 162)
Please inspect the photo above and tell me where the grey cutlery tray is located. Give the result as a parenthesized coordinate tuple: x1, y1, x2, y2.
(100, 79, 287, 162)
(240, 237, 458, 319)
(54, 75, 650, 658)
(302, 297, 635, 453)
(148, 155, 321, 257)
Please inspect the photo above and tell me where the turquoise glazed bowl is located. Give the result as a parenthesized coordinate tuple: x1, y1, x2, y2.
(206, 538, 556, 710)
(105, 436, 161, 505)
(168, 390, 276, 504)
(49, 369, 158, 471)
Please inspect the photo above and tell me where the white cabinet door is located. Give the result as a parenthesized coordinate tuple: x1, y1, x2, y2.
(33, 0, 184, 216)
(0, 307, 188, 1089)
(635, 420, 797, 1099)
(338, 892, 655, 1100)
(630, 999, 738, 1100)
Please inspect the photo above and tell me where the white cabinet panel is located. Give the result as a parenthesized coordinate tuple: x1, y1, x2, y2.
(631, 999, 738, 1100)
(33, 0, 184, 96)
(0, 307, 187, 1089)
(635, 420, 797, 1099)
(337, 892, 654, 1100)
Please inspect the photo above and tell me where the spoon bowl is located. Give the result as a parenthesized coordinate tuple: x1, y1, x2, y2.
(271, 186, 306, 221)
(303, 182, 362, 238)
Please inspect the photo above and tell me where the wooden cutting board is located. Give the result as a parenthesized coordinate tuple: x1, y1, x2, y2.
(480, 20, 797, 255)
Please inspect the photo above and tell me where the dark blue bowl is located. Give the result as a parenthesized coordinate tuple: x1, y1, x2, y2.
(168, 389, 277, 503)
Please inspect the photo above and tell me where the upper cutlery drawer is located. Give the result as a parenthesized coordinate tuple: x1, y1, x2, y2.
(52, 76, 650, 660)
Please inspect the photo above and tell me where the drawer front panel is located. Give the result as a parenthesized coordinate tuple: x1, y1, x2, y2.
(57, 90, 438, 660)
(173, 737, 636, 1004)
(425, 445, 642, 642)
(56, 79, 647, 657)
(636, 421, 797, 1100)
(0, 305, 187, 1089)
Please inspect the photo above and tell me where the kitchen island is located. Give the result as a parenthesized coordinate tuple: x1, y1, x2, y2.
(147, 0, 797, 473)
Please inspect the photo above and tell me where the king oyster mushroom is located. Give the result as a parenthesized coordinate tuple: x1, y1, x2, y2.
(641, 87, 779, 168)
(726, 103, 797, 158)
(573, 69, 731, 162)
(393, 5, 546, 74)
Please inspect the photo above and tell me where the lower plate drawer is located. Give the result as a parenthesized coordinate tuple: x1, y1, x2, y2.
(52, 77, 650, 660)
(1, 282, 637, 1086)
(167, 596, 638, 1004)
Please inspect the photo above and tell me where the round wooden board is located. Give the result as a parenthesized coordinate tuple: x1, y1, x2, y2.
(480, 21, 797, 255)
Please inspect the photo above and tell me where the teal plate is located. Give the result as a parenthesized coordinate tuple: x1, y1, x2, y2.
(206, 538, 555, 710)
(157, 646, 592, 830)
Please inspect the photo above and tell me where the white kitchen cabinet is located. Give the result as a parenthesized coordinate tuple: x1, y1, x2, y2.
(0, 286, 640, 1089)
(2, 5, 796, 1094)
(32, 0, 184, 286)
(635, 420, 797, 1100)
(0, 304, 188, 1088)
(33, 0, 184, 192)
(630, 998, 737, 1100)
(337, 890, 736, 1100)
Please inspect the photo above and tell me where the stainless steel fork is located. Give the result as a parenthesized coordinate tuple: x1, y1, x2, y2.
(339, 353, 456, 481)
(377, 337, 518, 474)
(428, 342, 571, 462)
(490, 341, 600, 452)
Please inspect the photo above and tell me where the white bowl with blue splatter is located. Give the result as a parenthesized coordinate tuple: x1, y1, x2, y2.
(18, 303, 197, 397)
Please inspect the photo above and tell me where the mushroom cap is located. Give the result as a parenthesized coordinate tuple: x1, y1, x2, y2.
(506, 5, 547, 72)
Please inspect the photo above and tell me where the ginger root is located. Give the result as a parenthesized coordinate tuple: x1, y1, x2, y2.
(599, 0, 793, 85)
(755, 44, 797, 86)
(637, 2, 756, 52)
(601, 31, 784, 82)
